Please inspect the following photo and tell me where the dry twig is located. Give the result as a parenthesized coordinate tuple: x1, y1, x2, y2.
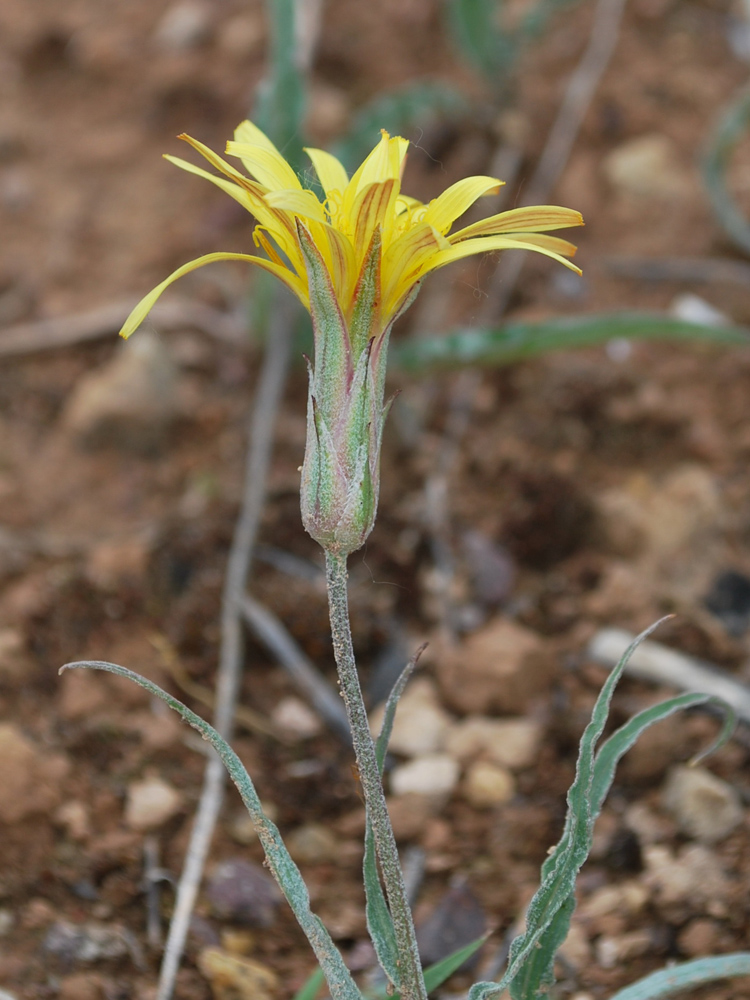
(0, 298, 245, 358)
(605, 254, 750, 289)
(588, 627, 750, 722)
(156, 291, 295, 1000)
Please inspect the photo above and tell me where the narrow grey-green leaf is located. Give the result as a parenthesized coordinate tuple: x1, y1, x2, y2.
(607, 953, 750, 1000)
(375, 644, 426, 772)
(468, 982, 503, 1000)
(59, 661, 364, 1000)
(498, 620, 670, 996)
(508, 898, 574, 1000)
(422, 934, 488, 994)
(702, 86, 750, 255)
(392, 314, 750, 372)
(592, 693, 735, 819)
(363, 823, 400, 989)
(364, 645, 427, 986)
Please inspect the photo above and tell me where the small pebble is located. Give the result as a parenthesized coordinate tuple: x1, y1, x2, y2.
(285, 823, 339, 864)
(58, 973, 104, 1000)
(416, 880, 486, 968)
(62, 331, 180, 454)
(154, 1, 213, 50)
(43, 921, 129, 962)
(55, 800, 91, 841)
(445, 716, 542, 770)
(643, 844, 729, 916)
(0, 724, 70, 823)
(596, 928, 653, 968)
(370, 677, 452, 757)
(436, 617, 551, 715)
(124, 776, 182, 831)
(198, 948, 278, 1000)
(678, 917, 721, 957)
(206, 860, 281, 927)
(390, 754, 460, 799)
(602, 134, 692, 200)
(556, 921, 592, 969)
(385, 793, 441, 841)
(270, 696, 322, 740)
(663, 766, 743, 843)
(463, 761, 515, 808)
(0, 628, 29, 682)
(670, 293, 730, 327)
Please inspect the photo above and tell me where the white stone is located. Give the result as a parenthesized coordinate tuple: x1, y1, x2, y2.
(62, 331, 180, 453)
(390, 754, 460, 798)
(125, 776, 182, 831)
(271, 697, 322, 739)
(579, 880, 648, 922)
(596, 929, 653, 969)
(670, 293, 730, 327)
(663, 765, 743, 843)
(370, 677, 452, 757)
(154, 1, 213, 50)
(445, 716, 542, 770)
(643, 844, 729, 914)
(556, 921, 592, 970)
(463, 761, 515, 808)
(602, 134, 693, 200)
(285, 823, 339, 864)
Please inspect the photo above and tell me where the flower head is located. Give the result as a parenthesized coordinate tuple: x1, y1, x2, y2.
(119, 120, 582, 342)
(119, 122, 583, 554)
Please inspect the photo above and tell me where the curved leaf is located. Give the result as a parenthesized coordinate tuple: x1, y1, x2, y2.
(59, 660, 364, 1000)
(474, 620, 732, 1000)
(607, 953, 750, 1000)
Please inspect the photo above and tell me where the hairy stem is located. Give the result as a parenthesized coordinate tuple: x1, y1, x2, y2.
(324, 551, 427, 1000)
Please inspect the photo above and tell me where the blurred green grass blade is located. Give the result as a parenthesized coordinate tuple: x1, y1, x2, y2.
(392, 312, 750, 371)
(702, 86, 750, 255)
(371, 935, 488, 1000)
(607, 954, 750, 1000)
(255, 0, 306, 171)
(422, 934, 488, 993)
(333, 82, 467, 173)
(60, 661, 364, 1000)
(444, 0, 515, 83)
(293, 968, 325, 1000)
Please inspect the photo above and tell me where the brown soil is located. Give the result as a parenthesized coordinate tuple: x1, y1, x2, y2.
(2, 0, 750, 998)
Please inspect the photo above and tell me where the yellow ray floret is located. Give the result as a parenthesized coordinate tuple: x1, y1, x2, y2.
(119, 122, 583, 340)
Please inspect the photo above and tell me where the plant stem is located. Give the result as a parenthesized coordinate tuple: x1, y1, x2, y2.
(324, 551, 427, 1000)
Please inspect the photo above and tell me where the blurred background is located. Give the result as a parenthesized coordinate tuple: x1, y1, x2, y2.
(2, 0, 750, 997)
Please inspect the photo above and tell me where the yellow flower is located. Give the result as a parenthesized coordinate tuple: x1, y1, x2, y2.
(119, 120, 583, 340)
